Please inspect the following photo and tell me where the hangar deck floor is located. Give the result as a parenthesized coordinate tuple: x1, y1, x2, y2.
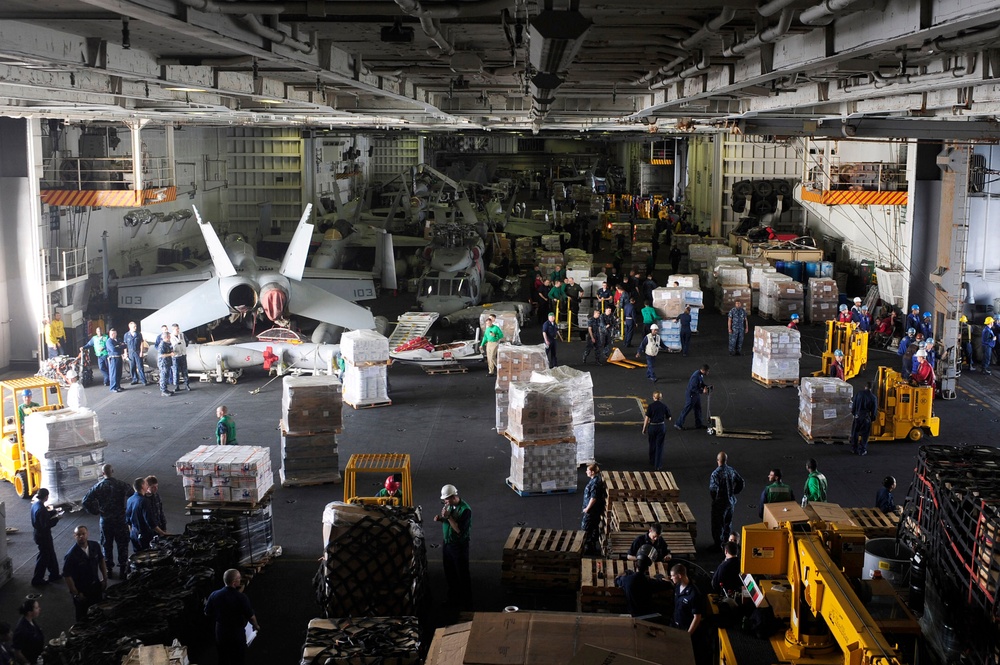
(1, 291, 997, 664)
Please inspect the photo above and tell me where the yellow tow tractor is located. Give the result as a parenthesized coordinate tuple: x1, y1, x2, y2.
(1, 378, 65, 498)
(869, 365, 940, 442)
(343, 453, 413, 507)
(813, 320, 868, 380)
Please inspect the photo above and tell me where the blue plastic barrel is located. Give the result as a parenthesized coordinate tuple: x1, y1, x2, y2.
(775, 260, 786, 275)
(785, 260, 803, 282)
(819, 261, 834, 278)
(805, 261, 820, 278)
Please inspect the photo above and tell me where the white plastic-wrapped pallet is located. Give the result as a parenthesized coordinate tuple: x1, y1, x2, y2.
(24, 410, 107, 504)
(652, 287, 685, 318)
(798, 377, 853, 440)
(530, 366, 595, 465)
(340, 330, 390, 365)
(667, 274, 700, 290)
(175, 445, 275, 504)
(751, 326, 802, 382)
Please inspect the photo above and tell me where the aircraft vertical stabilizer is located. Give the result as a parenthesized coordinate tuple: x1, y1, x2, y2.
(193, 206, 237, 277)
(279, 204, 315, 281)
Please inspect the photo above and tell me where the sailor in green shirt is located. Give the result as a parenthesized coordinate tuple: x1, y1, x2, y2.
(758, 468, 795, 518)
(640, 301, 659, 335)
(549, 264, 566, 283)
(481, 315, 504, 376)
(16, 389, 40, 432)
(547, 279, 567, 317)
(216, 405, 237, 445)
(803, 458, 828, 503)
(434, 483, 472, 607)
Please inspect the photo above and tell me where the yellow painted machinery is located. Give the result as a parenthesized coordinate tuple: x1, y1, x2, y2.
(1, 378, 65, 498)
(343, 453, 413, 507)
(723, 520, 914, 665)
(813, 320, 868, 380)
(869, 366, 939, 442)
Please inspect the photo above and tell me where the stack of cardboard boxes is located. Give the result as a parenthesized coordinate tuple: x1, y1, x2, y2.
(751, 326, 802, 384)
(529, 366, 595, 465)
(479, 310, 521, 345)
(807, 277, 840, 324)
(506, 381, 577, 495)
(279, 375, 343, 487)
(798, 377, 854, 441)
(341, 330, 391, 407)
(495, 344, 549, 435)
(760, 273, 803, 321)
(24, 408, 107, 504)
(176, 445, 274, 505)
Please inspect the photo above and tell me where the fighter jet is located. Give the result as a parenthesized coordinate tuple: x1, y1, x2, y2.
(118, 205, 378, 339)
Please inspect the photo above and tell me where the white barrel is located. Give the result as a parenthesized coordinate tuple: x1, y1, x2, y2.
(863, 538, 912, 588)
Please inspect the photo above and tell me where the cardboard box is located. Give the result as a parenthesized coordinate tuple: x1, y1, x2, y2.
(426, 623, 473, 665)
(805, 502, 852, 525)
(763, 502, 810, 529)
(451, 612, 692, 665)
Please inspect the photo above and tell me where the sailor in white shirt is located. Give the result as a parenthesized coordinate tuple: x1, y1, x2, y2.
(170, 324, 191, 391)
(65, 370, 87, 410)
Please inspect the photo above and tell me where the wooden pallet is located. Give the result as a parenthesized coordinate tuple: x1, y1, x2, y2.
(798, 427, 849, 445)
(605, 470, 680, 502)
(501, 527, 585, 592)
(185, 487, 274, 513)
(503, 431, 577, 447)
(605, 530, 696, 558)
(345, 399, 392, 409)
(505, 478, 576, 497)
(577, 558, 672, 613)
(609, 500, 697, 538)
(844, 507, 900, 538)
(423, 364, 468, 375)
(751, 373, 800, 389)
(239, 545, 282, 587)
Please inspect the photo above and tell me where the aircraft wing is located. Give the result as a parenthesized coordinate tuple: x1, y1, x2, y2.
(117, 266, 215, 310)
(287, 281, 376, 331)
(139, 278, 232, 341)
(301, 268, 378, 302)
(278, 204, 314, 281)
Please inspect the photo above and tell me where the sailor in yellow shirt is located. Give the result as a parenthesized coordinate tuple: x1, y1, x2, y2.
(45, 313, 66, 358)
(480, 314, 504, 376)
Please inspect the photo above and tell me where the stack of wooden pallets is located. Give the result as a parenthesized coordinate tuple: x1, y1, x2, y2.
(501, 527, 585, 594)
(577, 558, 673, 613)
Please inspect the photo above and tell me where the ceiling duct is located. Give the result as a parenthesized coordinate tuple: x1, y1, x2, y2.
(529, 72, 563, 118)
(528, 9, 592, 74)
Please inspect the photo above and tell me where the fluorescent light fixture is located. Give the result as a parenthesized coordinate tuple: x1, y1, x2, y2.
(164, 86, 207, 92)
(259, 99, 285, 104)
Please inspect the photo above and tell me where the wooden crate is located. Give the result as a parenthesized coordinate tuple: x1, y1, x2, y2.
(606, 531, 696, 559)
(501, 527, 585, 592)
(605, 471, 680, 502)
(844, 507, 900, 538)
(609, 500, 697, 538)
(577, 558, 672, 613)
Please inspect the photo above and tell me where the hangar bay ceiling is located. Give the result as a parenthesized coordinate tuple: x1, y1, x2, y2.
(2, 0, 1000, 137)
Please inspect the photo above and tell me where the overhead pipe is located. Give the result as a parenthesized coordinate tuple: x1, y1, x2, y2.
(679, 6, 736, 50)
(633, 6, 735, 86)
(799, 0, 869, 26)
(176, 0, 511, 17)
(390, 0, 455, 56)
(241, 13, 315, 53)
(723, 8, 792, 57)
(649, 52, 711, 90)
(845, 63, 969, 93)
(932, 24, 1000, 53)
(757, 0, 799, 18)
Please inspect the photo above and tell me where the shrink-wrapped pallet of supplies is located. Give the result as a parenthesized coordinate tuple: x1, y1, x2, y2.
(506, 380, 577, 494)
(176, 445, 274, 504)
(479, 310, 522, 345)
(652, 287, 685, 318)
(537, 250, 564, 266)
(280, 375, 342, 487)
(495, 344, 549, 433)
(807, 278, 840, 324)
(506, 381, 574, 443)
(24, 409, 107, 503)
(531, 366, 595, 465)
(281, 375, 343, 434)
(717, 285, 752, 314)
(318, 503, 427, 617)
(341, 330, 390, 406)
(667, 274, 700, 290)
(798, 377, 853, 441)
(340, 329, 390, 365)
(751, 326, 801, 384)
(658, 319, 682, 352)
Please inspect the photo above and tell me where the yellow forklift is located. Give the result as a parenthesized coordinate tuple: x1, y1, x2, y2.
(870, 366, 940, 442)
(343, 453, 413, 507)
(813, 320, 868, 380)
(1, 378, 65, 498)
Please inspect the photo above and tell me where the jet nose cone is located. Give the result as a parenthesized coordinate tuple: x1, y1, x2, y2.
(261, 286, 288, 321)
